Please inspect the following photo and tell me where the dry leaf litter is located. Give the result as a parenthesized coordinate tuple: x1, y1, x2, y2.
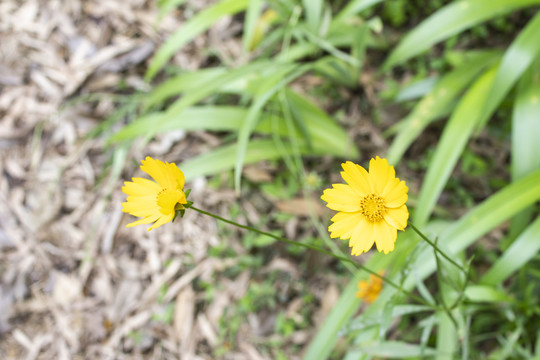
(0, 1, 343, 359)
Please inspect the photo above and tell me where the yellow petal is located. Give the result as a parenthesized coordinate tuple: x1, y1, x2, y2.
(369, 157, 394, 195)
(139, 157, 166, 187)
(341, 161, 372, 195)
(147, 212, 174, 231)
(168, 162, 185, 189)
(140, 157, 184, 190)
(122, 196, 155, 209)
(126, 213, 161, 228)
(384, 179, 408, 208)
(373, 221, 397, 254)
(321, 184, 361, 212)
(122, 178, 160, 197)
(122, 199, 157, 217)
(384, 205, 409, 230)
(132, 177, 161, 190)
(160, 161, 185, 190)
(349, 217, 374, 255)
(328, 212, 363, 239)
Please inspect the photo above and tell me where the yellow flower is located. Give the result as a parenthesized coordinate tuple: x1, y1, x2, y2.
(321, 157, 409, 255)
(122, 157, 187, 231)
(356, 272, 384, 303)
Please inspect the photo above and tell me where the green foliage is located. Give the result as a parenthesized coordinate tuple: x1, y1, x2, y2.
(304, 1, 540, 359)
(105, 0, 540, 358)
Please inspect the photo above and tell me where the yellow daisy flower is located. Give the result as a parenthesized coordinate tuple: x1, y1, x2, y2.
(122, 157, 187, 231)
(321, 157, 409, 255)
(356, 272, 383, 303)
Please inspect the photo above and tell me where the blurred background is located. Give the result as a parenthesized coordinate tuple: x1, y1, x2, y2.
(1, 0, 540, 359)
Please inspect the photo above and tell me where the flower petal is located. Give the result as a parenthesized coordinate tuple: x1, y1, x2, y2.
(341, 161, 372, 195)
(122, 197, 158, 217)
(140, 157, 184, 190)
(373, 221, 397, 254)
(384, 179, 408, 208)
(328, 212, 363, 240)
(321, 184, 361, 212)
(122, 177, 160, 196)
(384, 205, 409, 230)
(369, 157, 395, 195)
(349, 217, 375, 255)
(126, 213, 161, 228)
(139, 157, 167, 188)
(147, 212, 174, 231)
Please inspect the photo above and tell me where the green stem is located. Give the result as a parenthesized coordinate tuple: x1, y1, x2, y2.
(190, 205, 435, 308)
(408, 221, 468, 275)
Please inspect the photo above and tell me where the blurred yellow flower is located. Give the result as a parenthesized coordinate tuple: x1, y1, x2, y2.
(122, 157, 187, 231)
(321, 157, 408, 255)
(356, 272, 383, 303)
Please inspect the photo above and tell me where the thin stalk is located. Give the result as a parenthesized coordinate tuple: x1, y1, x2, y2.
(190, 205, 436, 308)
(408, 221, 468, 275)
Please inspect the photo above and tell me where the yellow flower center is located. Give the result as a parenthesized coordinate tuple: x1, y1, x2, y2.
(359, 194, 386, 222)
(156, 187, 185, 215)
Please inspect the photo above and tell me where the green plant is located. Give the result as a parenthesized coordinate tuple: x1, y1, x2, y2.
(306, 1, 540, 359)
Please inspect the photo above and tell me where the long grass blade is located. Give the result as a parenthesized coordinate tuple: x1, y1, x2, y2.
(143, 68, 227, 111)
(509, 58, 540, 236)
(335, 0, 383, 21)
(480, 216, 540, 286)
(303, 0, 323, 33)
(477, 11, 540, 130)
(414, 66, 497, 227)
(410, 169, 540, 286)
(384, 0, 540, 69)
(386, 50, 500, 165)
(145, 0, 249, 81)
(284, 89, 359, 159)
(181, 137, 348, 182)
(234, 64, 310, 191)
(242, 0, 263, 52)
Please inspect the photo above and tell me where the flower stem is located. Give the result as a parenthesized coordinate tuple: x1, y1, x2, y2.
(407, 221, 468, 275)
(190, 205, 435, 308)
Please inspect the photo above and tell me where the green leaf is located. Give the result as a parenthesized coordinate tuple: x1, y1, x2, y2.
(477, 11, 540, 130)
(386, 50, 500, 165)
(410, 169, 540, 287)
(242, 0, 263, 52)
(234, 64, 311, 191)
(109, 106, 248, 142)
(509, 58, 540, 236)
(112, 61, 271, 142)
(180, 139, 315, 182)
(512, 58, 540, 181)
(303, 0, 323, 33)
(414, 66, 497, 227)
(335, 0, 383, 21)
(345, 305, 432, 333)
(357, 341, 437, 357)
(384, 0, 540, 69)
(481, 216, 540, 286)
(436, 311, 458, 360)
(394, 76, 438, 102)
(284, 89, 359, 160)
(143, 68, 227, 111)
(145, 0, 249, 81)
(302, 230, 417, 360)
(465, 285, 514, 302)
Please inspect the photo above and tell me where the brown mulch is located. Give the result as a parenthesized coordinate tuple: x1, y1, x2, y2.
(0, 1, 345, 359)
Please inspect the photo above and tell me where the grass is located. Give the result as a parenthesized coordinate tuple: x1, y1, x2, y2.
(105, 0, 540, 358)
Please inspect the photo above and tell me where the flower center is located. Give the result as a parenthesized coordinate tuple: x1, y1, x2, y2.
(156, 187, 185, 215)
(359, 193, 386, 222)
